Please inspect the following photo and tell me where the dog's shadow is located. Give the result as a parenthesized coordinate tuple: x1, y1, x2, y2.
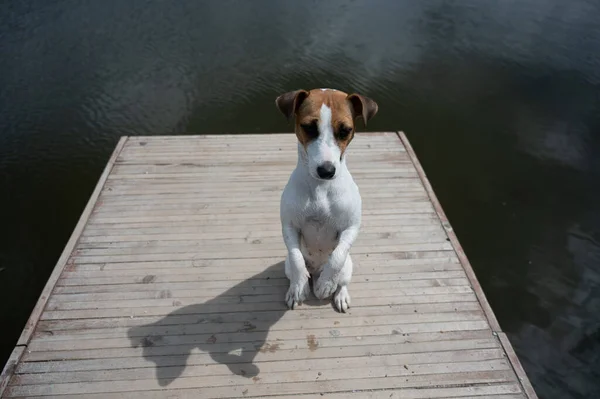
(127, 261, 323, 386)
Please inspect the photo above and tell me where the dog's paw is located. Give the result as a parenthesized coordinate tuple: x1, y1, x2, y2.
(285, 278, 310, 310)
(334, 286, 351, 313)
(314, 274, 338, 300)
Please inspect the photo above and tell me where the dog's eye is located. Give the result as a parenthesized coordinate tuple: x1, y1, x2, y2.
(301, 121, 319, 138)
(337, 125, 352, 138)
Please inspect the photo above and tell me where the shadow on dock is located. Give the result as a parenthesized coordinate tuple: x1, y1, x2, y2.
(127, 261, 318, 386)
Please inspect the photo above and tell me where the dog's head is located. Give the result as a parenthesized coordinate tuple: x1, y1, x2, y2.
(276, 88, 378, 181)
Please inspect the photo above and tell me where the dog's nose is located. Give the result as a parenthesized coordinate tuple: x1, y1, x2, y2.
(317, 162, 336, 179)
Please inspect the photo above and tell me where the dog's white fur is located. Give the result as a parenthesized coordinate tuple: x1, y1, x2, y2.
(280, 103, 361, 313)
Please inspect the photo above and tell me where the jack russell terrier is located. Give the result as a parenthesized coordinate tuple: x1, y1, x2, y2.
(275, 88, 378, 313)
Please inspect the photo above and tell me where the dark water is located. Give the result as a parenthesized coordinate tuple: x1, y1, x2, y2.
(1, 0, 599, 397)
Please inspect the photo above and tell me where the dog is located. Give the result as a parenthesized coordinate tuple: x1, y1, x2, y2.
(275, 88, 378, 313)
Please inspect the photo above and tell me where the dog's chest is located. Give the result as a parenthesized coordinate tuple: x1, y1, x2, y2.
(298, 190, 345, 249)
(301, 190, 344, 229)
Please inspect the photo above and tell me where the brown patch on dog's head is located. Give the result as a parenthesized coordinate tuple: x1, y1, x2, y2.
(276, 89, 378, 151)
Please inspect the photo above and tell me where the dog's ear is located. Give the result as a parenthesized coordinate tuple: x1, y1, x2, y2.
(347, 93, 378, 126)
(275, 90, 309, 120)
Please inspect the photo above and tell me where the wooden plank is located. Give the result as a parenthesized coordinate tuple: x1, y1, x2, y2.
(117, 142, 405, 152)
(114, 153, 413, 165)
(39, 297, 482, 320)
(74, 236, 449, 252)
(77, 228, 446, 244)
(3, 370, 516, 397)
(11, 361, 510, 390)
(49, 278, 469, 301)
(65, 250, 449, 264)
(14, 137, 128, 350)
(109, 163, 416, 175)
(221, 390, 525, 399)
(117, 150, 407, 159)
(116, 145, 408, 153)
(91, 202, 435, 217)
(34, 302, 483, 333)
(119, 144, 404, 152)
(117, 142, 402, 153)
(113, 156, 406, 165)
(12, 357, 509, 384)
(118, 141, 401, 149)
(96, 187, 427, 199)
(125, 132, 393, 139)
(24, 331, 494, 361)
(122, 141, 400, 148)
(50, 278, 469, 301)
(52, 274, 467, 296)
(5, 384, 525, 399)
(16, 345, 503, 375)
(108, 166, 419, 175)
(74, 273, 467, 296)
(123, 132, 395, 141)
(109, 158, 415, 170)
(117, 151, 406, 158)
(74, 235, 449, 249)
(70, 240, 454, 257)
(91, 197, 428, 209)
(92, 196, 432, 209)
(92, 196, 431, 209)
(57, 257, 460, 275)
(67, 244, 455, 264)
(234, 386, 526, 399)
(73, 239, 450, 255)
(80, 223, 444, 237)
(93, 193, 429, 207)
(98, 184, 426, 196)
(14, 347, 506, 375)
(27, 324, 492, 353)
(60, 256, 460, 273)
(72, 235, 449, 252)
(31, 310, 486, 344)
(86, 212, 438, 224)
(103, 174, 419, 185)
(101, 177, 423, 187)
(88, 209, 436, 224)
(107, 167, 419, 177)
(80, 218, 443, 233)
(116, 144, 402, 154)
(59, 269, 464, 284)
(55, 270, 467, 287)
(45, 290, 476, 313)
(64, 249, 457, 266)
(104, 178, 422, 189)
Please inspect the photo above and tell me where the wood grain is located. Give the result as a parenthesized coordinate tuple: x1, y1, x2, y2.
(1, 133, 534, 398)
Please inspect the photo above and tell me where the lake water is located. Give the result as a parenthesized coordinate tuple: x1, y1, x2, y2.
(1, 1, 599, 397)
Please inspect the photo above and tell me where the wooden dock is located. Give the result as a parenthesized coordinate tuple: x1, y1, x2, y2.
(1, 132, 537, 398)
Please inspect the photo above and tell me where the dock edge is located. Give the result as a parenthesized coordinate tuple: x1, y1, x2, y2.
(0, 136, 129, 397)
(397, 131, 538, 399)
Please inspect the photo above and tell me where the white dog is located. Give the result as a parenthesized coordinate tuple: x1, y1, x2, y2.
(275, 88, 378, 312)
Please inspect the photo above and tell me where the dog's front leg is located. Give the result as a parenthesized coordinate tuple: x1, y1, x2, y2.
(314, 225, 359, 311)
(282, 224, 310, 309)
